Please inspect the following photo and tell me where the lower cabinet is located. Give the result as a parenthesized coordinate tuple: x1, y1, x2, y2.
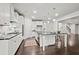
(8, 34, 23, 55)
(0, 40, 8, 55)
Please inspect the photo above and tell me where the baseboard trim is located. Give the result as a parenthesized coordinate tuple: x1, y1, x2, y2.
(15, 39, 24, 55)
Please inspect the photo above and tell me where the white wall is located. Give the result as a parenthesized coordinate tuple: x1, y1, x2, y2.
(24, 18, 32, 39)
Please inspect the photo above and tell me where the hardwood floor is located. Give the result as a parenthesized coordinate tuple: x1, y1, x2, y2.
(16, 34, 79, 55)
(17, 45, 79, 55)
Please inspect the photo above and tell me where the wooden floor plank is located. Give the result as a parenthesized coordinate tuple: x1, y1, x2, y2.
(16, 34, 79, 55)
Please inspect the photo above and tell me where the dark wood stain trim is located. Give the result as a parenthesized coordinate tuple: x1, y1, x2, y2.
(35, 39, 40, 46)
(15, 39, 24, 55)
(48, 44, 55, 47)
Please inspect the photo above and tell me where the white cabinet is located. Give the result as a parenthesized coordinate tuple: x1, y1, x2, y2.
(0, 40, 8, 55)
(0, 3, 10, 25)
(39, 34, 56, 47)
(8, 34, 22, 55)
(8, 39, 16, 54)
(0, 34, 22, 55)
(0, 4, 24, 55)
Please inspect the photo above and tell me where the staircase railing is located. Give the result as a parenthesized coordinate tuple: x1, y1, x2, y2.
(66, 24, 71, 34)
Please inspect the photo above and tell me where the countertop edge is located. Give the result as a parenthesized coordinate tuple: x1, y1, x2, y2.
(0, 33, 22, 40)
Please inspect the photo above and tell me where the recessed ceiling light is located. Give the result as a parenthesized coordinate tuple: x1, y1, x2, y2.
(33, 10, 37, 14)
(44, 22, 46, 25)
(55, 13, 59, 16)
(47, 21, 50, 23)
(53, 19, 56, 22)
(48, 18, 51, 20)
(32, 16, 35, 19)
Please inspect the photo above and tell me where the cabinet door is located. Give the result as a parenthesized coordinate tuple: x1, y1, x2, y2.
(0, 3, 10, 24)
(0, 40, 8, 55)
(8, 35, 19, 55)
(15, 34, 22, 50)
(13, 34, 23, 54)
(8, 34, 23, 55)
(8, 38, 16, 55)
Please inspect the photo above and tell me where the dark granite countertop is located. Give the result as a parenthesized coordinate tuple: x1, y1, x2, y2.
(37, 31, 56, 35)
(0, 32, 22, 40)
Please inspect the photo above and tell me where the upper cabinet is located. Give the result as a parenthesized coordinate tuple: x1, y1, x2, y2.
(0, 3, 24, 25)
(0, 3, 25, 33)
(0, 3, 10, 25)
(10, 4, 25, 33)
(10, 4, 24, 24)
(0, 4, 25, 34)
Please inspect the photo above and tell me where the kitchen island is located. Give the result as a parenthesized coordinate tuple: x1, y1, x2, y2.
(35, 31, 56, 51)
(37, 32, 56, 47)
(0, 32, 23, 55)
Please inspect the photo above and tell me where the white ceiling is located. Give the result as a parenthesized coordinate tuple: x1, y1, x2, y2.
(13, 3, 79, 20)
(59, 16, 79, 24)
